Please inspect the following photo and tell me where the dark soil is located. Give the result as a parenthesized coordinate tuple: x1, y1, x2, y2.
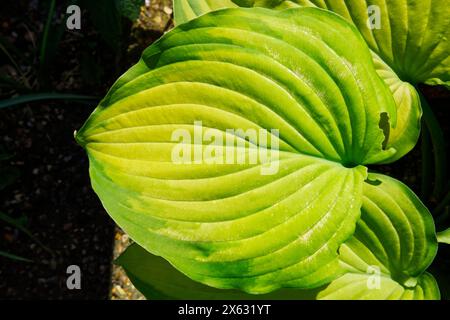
(0, 0, 172, 299)
(0, 101, 116, 299)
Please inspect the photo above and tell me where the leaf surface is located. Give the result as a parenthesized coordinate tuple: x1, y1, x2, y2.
(116, 174, 440, 299)
(116, 243, 322, 299)
(77, 8, 398, 293)
(176, 0, 450, 87)
(295, 0, 450, 88)
(330, 173, 440, 300)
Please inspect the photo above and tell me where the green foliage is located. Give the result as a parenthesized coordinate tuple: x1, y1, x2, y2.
(293, 0, 450, 88)
(116, 243, 321, 300)
(117, 173, 440, 300)
(79, 8, 387, 293)
(437, 229, 450, 244)
(172, 0, 450, 166)
(173, 0, 238, 24)
(174, 0, 450, 88)
(334, 174, 439, 299)
(317, 273, 439, 300)
(77, 7, 441, 299)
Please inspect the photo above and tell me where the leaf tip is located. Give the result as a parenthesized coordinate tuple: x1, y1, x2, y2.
(74, 130, 86, 149)
(437, 229, 450, 245)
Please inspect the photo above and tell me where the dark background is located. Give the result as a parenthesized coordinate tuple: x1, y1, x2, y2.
(0, 0, 172, 299)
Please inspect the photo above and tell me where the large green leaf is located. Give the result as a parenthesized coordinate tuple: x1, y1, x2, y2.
(293, 0, 447, 161)
(317, 272, 439, 300)
(293, 0, 450, 88)
(117, 247, 439, 300)
(370, 52, 421, 162)
(173, 0, 238, 25)
(174, 0, 450, 159)
(117, 174, 440, 300)
(177, 0, 449, 88)
(77, 8, 399, 293)
(116, 243, 322, 300)
(173, 0, 299, 25)
(437, 229, 450, 244)
(332, 173, 440, 300)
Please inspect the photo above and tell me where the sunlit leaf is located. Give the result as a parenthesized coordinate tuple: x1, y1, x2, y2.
(116, 243, 321, 300)
(173, 0, 450, 160)
(370, 52, 422, 162)
(173, 0, 238, 25)
(294, 0, 450, 88)
(437, 229, 450, 244)
(77, 8, 397, 293)
(117, 174, 440, 300)
(317, 272, 439, 300)
(330, 173, 440, 300)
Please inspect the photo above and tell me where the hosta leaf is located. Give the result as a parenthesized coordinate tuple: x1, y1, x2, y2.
(118, 247, 440, 300)
(317, 272, 440, 300)
(176, 0, 450, 88)
(173, 0, 299, 25)
(173, 1, 425, 160)
(437, 229, 450, 244)
(332, 173, 440, 300)
(294, 0, 450, 88)
(91, 150, 366, 293)
(117, 173, 440, 300)
(76, 8, 399, 293)
(116, 243, 322, 300)
(371, 52, 421, 162)
(172, 0, 297, 25)
(173, 0, 238, 25)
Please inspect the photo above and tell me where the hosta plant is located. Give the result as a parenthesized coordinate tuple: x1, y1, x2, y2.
(117, 173, 441, 300)
(174, 0, 450, 91)
(76, 7, 446, 299)
(174, 0, 450, 196)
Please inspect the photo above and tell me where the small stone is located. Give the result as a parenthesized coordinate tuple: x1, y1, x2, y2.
(114, 285, 126, 298)
(163, 6, 172, 15)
